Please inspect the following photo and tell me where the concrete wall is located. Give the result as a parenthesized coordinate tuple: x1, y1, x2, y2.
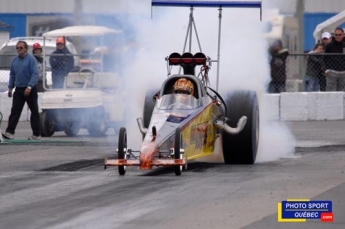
(1, 92, 345, 122)
(262, 92, 345, 121)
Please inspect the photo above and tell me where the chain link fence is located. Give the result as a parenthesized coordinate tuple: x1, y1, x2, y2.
(0, 54, 16, 92)
(2, 53, 345, 93)
(270, 53, 345, 93)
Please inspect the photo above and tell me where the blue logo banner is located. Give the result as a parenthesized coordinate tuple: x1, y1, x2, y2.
(282, 200, 332, 219)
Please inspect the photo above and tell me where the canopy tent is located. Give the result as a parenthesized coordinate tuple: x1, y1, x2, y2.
(313, 10, 345, 42)
(42, 26, 122, 37)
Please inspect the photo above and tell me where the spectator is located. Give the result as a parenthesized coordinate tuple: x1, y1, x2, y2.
(268, 39, 289, 93)
(321, 32, 332, 47)
(32, 43, 48, 92)
(324, 28, 345, 91)
(304, 43, 324, 92)
(49, 36, 74, 88)
(319, 32, 332, 91)
(1, 41, 40, 140)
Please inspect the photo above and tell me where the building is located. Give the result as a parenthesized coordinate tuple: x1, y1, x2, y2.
(265, 0, 345, 51)
(0, 0, 344, 51)
(0, 0, 148, 47)
(303, 0, 345, 51)
(0, 21, 13, 45)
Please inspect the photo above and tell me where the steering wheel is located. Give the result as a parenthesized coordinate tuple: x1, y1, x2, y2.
(78, 68, 96, 88)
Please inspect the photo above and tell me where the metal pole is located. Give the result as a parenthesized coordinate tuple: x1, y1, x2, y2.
(296, 0, 305, 54)
(189, 7, 194, 52)
(74, 0, 83, 54)
(181, 7, 193, 74)
(216, 7, 222, 91)
(43, 37, 47, 90)
(182, 8, 193, 53)
(100, 36, 104, 72)
(192, 17, 202, 52)
(296, 0, 305, 90)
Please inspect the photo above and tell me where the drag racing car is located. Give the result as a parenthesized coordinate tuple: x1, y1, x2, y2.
(104, 0, 261, 176)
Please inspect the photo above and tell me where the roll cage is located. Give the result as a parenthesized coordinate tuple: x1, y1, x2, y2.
(152, 0, 262, 91)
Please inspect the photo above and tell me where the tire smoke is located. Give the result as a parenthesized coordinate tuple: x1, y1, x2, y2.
(119, 0, 297, 161)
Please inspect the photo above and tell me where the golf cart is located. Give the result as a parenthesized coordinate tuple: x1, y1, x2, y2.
(40, 26, 125, 137)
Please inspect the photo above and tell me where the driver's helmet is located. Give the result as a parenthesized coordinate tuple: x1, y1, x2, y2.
(173, 78, 194, 95)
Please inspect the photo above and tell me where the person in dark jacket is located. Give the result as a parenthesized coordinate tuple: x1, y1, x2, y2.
(268, 39, 289, 93)
(49, 36, 74, 88)
(32, 43, 48, 92)
(324, 27, 345, 91)
(1, 41, 40, 140)
(303, 43, 324, 92)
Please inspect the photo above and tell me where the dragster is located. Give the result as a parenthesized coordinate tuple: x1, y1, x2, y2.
(105, 0, 262, 176)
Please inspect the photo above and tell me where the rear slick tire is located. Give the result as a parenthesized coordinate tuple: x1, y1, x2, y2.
(222, 90, 259, 164)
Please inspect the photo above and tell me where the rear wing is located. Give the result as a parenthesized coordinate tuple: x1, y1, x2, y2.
(152, 0, 261, 6)
(152, 0, 262, 19)
(151, 0, 262, 91)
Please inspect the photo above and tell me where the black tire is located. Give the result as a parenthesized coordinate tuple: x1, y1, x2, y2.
(222, 90, 259, 164)
(64, 122, 80, 137)
(118, 127, 127, 175)
(87, 107, 107, 137)
(40, 111, 55, 137)
(174, 127, 182, 176)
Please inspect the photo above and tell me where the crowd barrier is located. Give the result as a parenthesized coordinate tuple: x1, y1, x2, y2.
(262, 92, 345, 121)
(1, 92, 345, 122)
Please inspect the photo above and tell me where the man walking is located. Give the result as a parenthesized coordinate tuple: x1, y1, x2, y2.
(2, 41, 41, 140)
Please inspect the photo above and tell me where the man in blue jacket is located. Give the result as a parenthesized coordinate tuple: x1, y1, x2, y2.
(2, 41, 40, 140)
(49, 36, 74, 88)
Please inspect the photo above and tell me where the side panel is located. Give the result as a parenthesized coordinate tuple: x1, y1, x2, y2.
(181, 103, 218, 160)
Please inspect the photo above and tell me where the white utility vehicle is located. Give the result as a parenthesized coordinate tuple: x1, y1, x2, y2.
(40, 26, 125, 137)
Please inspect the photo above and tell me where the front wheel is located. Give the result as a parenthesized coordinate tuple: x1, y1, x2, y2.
(118, 127, 127, 175)
(174, 127, 182, 176)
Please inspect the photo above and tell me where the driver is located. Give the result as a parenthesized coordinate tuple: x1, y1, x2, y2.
(171, 78, 194, 109)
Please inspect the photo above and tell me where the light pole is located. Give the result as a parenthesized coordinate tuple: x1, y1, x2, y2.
(74, 0, 83, 54)
(296, 0, 305, 91)
(296, 0, 305, 53)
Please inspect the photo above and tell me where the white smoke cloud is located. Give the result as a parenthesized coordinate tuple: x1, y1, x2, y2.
(111, 0, 297, 161)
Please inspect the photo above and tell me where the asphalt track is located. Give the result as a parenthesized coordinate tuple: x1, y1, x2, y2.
(0, 121, 344, 229)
